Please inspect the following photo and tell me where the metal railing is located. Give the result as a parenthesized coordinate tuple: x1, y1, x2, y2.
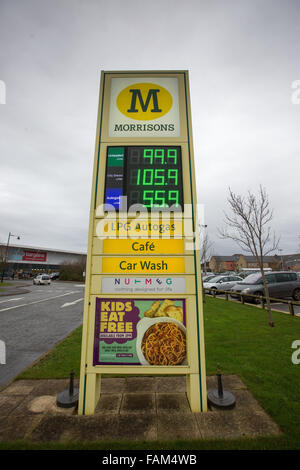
(205, 288, 300, 316)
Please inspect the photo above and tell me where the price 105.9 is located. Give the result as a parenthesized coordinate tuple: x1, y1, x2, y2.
(134, 168, 178, 186)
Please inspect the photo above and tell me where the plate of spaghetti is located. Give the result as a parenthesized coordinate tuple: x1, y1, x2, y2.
(136, 317, 187, 366)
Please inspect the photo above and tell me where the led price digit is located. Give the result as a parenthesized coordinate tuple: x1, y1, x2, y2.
(169, 190, 179, 206)
(143, 148, 153, 164)
(154, 169, 165, 185)
(143, 190, 153, 208)
(154, 190, 166, 207)
(136, 169, 141, 185)
(168, 169, 178, 185)
(143, 169, 154, 185)
(167, 148, 177, 164)
(154, 148, 164, 164)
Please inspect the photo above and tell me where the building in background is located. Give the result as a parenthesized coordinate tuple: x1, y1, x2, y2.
(281, 253, 300, 271)
(0, 243, 86, 277)
(209, 255, 240, 272)
(236, 255, 281, 271)
(208, 253, 300, 273)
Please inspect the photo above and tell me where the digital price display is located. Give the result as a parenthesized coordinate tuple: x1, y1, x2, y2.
(104, 146, 183, 211)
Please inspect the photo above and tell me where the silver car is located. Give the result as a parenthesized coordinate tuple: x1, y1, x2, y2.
(204, 275, 243, 293)
(230, 271, 300, 302)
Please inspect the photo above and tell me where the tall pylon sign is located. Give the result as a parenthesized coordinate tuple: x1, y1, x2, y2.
(78, 71, 207, 415)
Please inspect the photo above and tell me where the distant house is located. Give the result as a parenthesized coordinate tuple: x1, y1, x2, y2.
(236, 255, 281, 271)
(209, 255, 238, 272)
(209, 253, 300, 273)
(281, 254, 300, 271)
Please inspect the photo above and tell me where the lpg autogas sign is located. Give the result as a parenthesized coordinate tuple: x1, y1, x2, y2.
(108, 77, 180, 137)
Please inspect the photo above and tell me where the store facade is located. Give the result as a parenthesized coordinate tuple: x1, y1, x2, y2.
(0, 243, 86, 277)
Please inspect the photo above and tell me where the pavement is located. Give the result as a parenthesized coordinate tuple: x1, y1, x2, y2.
(0, 375, 281, 444)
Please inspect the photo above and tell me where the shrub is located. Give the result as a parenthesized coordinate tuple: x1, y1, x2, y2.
(59, 260, 86, 282)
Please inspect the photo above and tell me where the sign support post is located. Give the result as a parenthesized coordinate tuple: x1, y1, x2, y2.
(78, 70, 207, 415)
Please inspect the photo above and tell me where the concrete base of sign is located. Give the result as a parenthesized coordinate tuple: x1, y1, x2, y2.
(81, 372, 207, 415)
(0, 376, 281, 443)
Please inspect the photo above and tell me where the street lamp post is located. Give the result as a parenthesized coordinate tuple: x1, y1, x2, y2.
(1, 232, 20, 283)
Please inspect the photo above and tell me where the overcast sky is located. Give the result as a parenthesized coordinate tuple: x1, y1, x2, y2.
(0, 0, 299, 256)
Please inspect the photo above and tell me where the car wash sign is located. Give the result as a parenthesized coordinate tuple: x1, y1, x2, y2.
(108, 77, 180, 137)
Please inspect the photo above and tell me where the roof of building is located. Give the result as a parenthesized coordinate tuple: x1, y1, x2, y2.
(210, 255, 236, 261)
(281, 253, 300, 261)
(0, 242, 86, 256)
(210, 254, 285, 263)
(240, 255, 277, 262)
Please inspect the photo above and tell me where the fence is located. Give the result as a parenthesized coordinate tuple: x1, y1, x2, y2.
(205, 288, 300, 316)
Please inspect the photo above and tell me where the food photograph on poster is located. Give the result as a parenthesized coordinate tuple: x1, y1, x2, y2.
(93, 298, 186, 366)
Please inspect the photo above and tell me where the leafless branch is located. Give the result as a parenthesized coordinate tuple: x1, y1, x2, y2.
(218, 185, 280, 327)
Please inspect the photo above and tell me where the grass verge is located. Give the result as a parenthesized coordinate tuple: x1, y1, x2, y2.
(0, 282, 12, 291)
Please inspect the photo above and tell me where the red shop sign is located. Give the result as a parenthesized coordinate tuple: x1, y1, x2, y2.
(22, 250, 47, 262)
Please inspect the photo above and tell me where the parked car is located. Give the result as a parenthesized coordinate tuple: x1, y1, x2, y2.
(203, 275, 243, 293)
(33, 274, 51, 285)
(230, 271, 300, 302)
(202, 274, 219, 282)
(237, 271, 256, 279)
(50, 272, 60, 280)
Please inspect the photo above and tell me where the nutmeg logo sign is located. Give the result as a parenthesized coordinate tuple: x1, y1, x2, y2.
(109, 77, 180, 137)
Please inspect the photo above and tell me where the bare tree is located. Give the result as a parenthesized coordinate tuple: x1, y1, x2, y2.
(218, 185, 279, 327)
(199, 230, 214, 274)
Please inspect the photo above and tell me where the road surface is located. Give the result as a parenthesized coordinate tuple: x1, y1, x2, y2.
(0, 281, 84, 387)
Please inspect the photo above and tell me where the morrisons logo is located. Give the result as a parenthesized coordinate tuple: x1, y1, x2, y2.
(116, 83, 173, 121)
(114, 123, 175, 132)
(127, 88, 162, 114)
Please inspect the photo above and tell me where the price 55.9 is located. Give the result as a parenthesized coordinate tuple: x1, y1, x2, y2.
(143, 190, 180, 208)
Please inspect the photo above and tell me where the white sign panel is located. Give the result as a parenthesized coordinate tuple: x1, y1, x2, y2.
(101, 277, 186, 294)
(108, 77, 180, 138)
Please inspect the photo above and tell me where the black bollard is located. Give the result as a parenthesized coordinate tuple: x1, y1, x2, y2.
(207, 365, 236, 409)
(217, 366, 223, 397)
(56, 370, 79, 408)
(69, 370, 74, 396)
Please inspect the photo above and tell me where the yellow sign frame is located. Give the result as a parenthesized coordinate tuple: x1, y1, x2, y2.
(78, 71, 207, 415)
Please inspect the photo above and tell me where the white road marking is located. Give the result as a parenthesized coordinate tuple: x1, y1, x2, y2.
(60, 298, 84, 308)
(0, 291, 78, 313)
(0, 297, 25, 304)
(75, 285, 85, 288)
